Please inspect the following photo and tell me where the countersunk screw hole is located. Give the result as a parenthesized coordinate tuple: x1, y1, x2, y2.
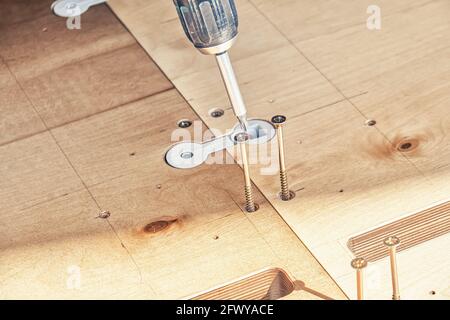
(213, 235, 219, 240)
(365, 119, 377, 126)
(156, 184, 162, 189)
(279, 190, 296, 201)
(98, 211, 110, 219)
(245, 203, 260, 213)
(177, 119, 192, 128)
(429, 290, 436, 295)
(209, 108, 224, 118)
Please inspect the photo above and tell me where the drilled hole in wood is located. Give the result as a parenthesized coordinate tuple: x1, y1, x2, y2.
(177, 119, 192, 128)
(429, 290, 436, 296)
(129, 152, 136, 156)
(213, 235, 219, 240)
(365, 119, 377, 126)
(209, 108, 224, 118)
(245, 203, 260, 213)
(156, 184, 162, 189)
(278, 190, 296, 201)
(339, 189, 344, 193)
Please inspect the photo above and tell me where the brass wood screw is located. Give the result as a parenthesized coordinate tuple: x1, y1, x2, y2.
(384, 236, 401, 300)
(235, 132, 257, 213)
(351, 257, 368, 300)
(271, 115, 294, 201)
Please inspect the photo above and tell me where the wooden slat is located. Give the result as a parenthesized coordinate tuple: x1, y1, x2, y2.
(348, 201, 450, 262)
(191, 268, 295, 300)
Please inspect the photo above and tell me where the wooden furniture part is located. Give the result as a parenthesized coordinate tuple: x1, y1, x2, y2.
(0, 1, 344, 299)
(109, 0, 450, 299)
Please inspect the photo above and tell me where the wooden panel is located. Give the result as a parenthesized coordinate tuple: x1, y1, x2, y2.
(0, 133, 153, 299)
(52, 89, 346, 299)
(348, 200, 450, 262)
(0, 190, 154, 299)
(172, 45, 342, 131)
(1, 1, 346, 299)
(22, 43, 173, 128)
(0, 1, 172, 127)
(252, 0, 450, 97)
(0, 0, 51, 26)
(0, 132, 83, 212)
(0, 61, 45, 145)
(348, 48, 450, 175)
(109, 0, 450, 299)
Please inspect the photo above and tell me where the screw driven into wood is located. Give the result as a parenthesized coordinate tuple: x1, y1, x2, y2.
(271, 115, 294, 201)
(384, 236, 401, 300)
(235, 132, 256, 213)
(351, 257, 368, 300)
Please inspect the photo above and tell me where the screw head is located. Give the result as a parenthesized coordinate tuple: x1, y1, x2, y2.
(271, 115, 287, 125)
(98, 210, 111, 219)
(209, 108, 225, 118)
(234, 132, 250, 143)
(177, 119, 192, 128)
(351, 257, 368, 269)
(384, 236, 400, 247)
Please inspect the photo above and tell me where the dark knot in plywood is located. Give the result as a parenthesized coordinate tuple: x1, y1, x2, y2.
(395, 137, 419, 153)
(143, 219, 177, 234)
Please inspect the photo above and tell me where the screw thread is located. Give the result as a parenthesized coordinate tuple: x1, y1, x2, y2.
(244, 185, 256, 212)
(279, 170, 291, 201)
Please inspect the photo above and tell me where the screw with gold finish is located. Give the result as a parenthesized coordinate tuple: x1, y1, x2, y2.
(384, 236, 401, 300)
(235, 132, 257, 213)
(271, 115, 294, 201)
(351, 257, 368, 300)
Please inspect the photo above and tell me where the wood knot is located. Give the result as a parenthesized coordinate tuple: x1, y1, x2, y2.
(143, 219, 177, 234)
(362, 132, 428, 160)
(395, 138, 419, 153)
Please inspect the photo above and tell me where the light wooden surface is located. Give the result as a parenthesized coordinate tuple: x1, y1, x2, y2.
(109, 0, 450, 299)
(0, 1, 345, 299)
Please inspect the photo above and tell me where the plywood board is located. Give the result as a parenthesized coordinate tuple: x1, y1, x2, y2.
(0, 3, 173, 128)
(0, 1, 345, 299)
(109, 0, 450, 299)
(0, 60, 45, 145)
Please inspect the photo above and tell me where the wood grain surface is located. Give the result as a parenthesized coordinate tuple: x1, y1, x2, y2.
(109, 0, 450, 299)
(0, 0, 345, 299)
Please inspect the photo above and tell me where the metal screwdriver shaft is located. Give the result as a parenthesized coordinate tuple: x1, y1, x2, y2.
(235, 132, 256, 213)
(271, 115, 293, 201)
(173, 0, 249, 132)
(351, 257, 368, 300)
(384, 236, 401, 300)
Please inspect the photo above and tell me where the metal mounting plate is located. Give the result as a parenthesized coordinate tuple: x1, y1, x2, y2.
(165, 119, 275, 169)
(51, 0, 107, 17)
